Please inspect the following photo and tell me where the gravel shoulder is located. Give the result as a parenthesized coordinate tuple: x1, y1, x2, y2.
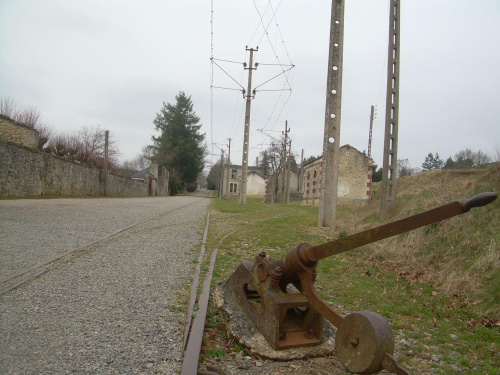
(0, 196, 210, 374)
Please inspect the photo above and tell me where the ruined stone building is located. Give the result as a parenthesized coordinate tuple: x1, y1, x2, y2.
(302, 145, 374, 205)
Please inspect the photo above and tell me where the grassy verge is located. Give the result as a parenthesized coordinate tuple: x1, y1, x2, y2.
(201, 166, 500, 374)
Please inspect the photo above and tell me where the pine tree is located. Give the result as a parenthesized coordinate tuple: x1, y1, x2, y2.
(152, 92, 206, 194)
(422, 152, 444, 171)
(443, 157, 455, 169)
(259, 150, 271, 177)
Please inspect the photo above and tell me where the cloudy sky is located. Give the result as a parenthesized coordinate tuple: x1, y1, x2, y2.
(1, 0, 499, 172)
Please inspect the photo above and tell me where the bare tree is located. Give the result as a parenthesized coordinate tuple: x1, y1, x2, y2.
(494, 142, 500, 162)
(398, 158, 420, 177)
(1, 96, 54, 148)
(121, 152, 149, 171)
(0, 96, 18, 118)
(46, 126, 120, 169)
(453, 148, 491, 169)
(15, 105, 42, 128)
(78, 125, 120, 168)
(473, 150, 491, 167)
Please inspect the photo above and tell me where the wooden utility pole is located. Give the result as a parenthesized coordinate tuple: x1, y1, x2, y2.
(368, 105, 375, 159)
(103, 130, 109, 197)
(319, 0, 345, 228)
(240, 47, 258, 205)
(225, 138, 231, 198)
(381, 0, 401, 216)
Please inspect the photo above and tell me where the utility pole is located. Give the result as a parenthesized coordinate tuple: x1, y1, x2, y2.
(285, 140, 292, 204)
(381, 0, 401, 216)
(240, 47, 258, 205)
(225, 138, 231, 198)
(219, 149, 225, 198)
(103, 130, 109, 197)
(368, 105, 375, 159)
(281, 121, 289, 203)
(319, 0, 345, 228)
(299, 148, 304, 192)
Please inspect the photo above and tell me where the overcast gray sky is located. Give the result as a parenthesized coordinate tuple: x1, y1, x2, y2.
(1, 0, 499, 172)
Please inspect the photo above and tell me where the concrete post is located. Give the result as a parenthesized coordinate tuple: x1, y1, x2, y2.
(368, 105, 375, 159)
(381, 0, 401, 216)
(225, 138, 231, 198)
(219, 149, 225, 199)
(319, 0, 345, 228)
(281, 121, 289, 203)
(103, 130, 109, 197)
(240, 47, 258, 205)
(285, 140, 291, 203)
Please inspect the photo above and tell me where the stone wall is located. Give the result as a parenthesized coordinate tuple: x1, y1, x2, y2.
(0, 114, 38, 149)
(0, 139, 150, 198)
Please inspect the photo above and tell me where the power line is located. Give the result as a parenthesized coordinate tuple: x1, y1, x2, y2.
(263, 0, 293, 65)
(211, 58, 244, 65)
(249, 0, 294, 132)
(210, 59, 245, 91)
(253, 65, 295, 91)
(252, 0, 292, 89)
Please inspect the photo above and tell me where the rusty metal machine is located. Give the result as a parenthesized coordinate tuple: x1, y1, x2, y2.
(225, 192, 497, 374)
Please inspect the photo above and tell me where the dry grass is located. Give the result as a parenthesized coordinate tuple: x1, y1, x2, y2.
(342, 165, 500, 317)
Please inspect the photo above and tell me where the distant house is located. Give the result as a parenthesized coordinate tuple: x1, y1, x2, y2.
(302, 145, 374, 205)
(130, 163, 171, 196)
(0, 114, 38, 149)
(222, 165, 267, 198)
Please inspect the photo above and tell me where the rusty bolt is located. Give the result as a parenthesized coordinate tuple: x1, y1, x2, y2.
(258, 251, 266, 258)
(350, 338, 360, 347)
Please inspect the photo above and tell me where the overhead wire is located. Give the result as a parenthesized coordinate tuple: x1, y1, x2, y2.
(250, 0, 294, 133)
(210, 0, 295, 166)
(252, 0, 292, 90)
(211, 59, 245, 91)
(211, 58, 244, 65)
(229, 71, 246, 140)
(376, 0, 392, 107)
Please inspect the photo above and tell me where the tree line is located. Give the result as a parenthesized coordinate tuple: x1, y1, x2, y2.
(398, 148, 496, 178)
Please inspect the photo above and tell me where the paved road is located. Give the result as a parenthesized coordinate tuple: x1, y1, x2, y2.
(0, 194, 211, 374)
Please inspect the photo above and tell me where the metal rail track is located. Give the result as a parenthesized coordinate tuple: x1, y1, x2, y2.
(180, 209, 300, 375)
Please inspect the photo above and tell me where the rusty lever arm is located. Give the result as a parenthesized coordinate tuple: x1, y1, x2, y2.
(303, 192, 497, 263)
